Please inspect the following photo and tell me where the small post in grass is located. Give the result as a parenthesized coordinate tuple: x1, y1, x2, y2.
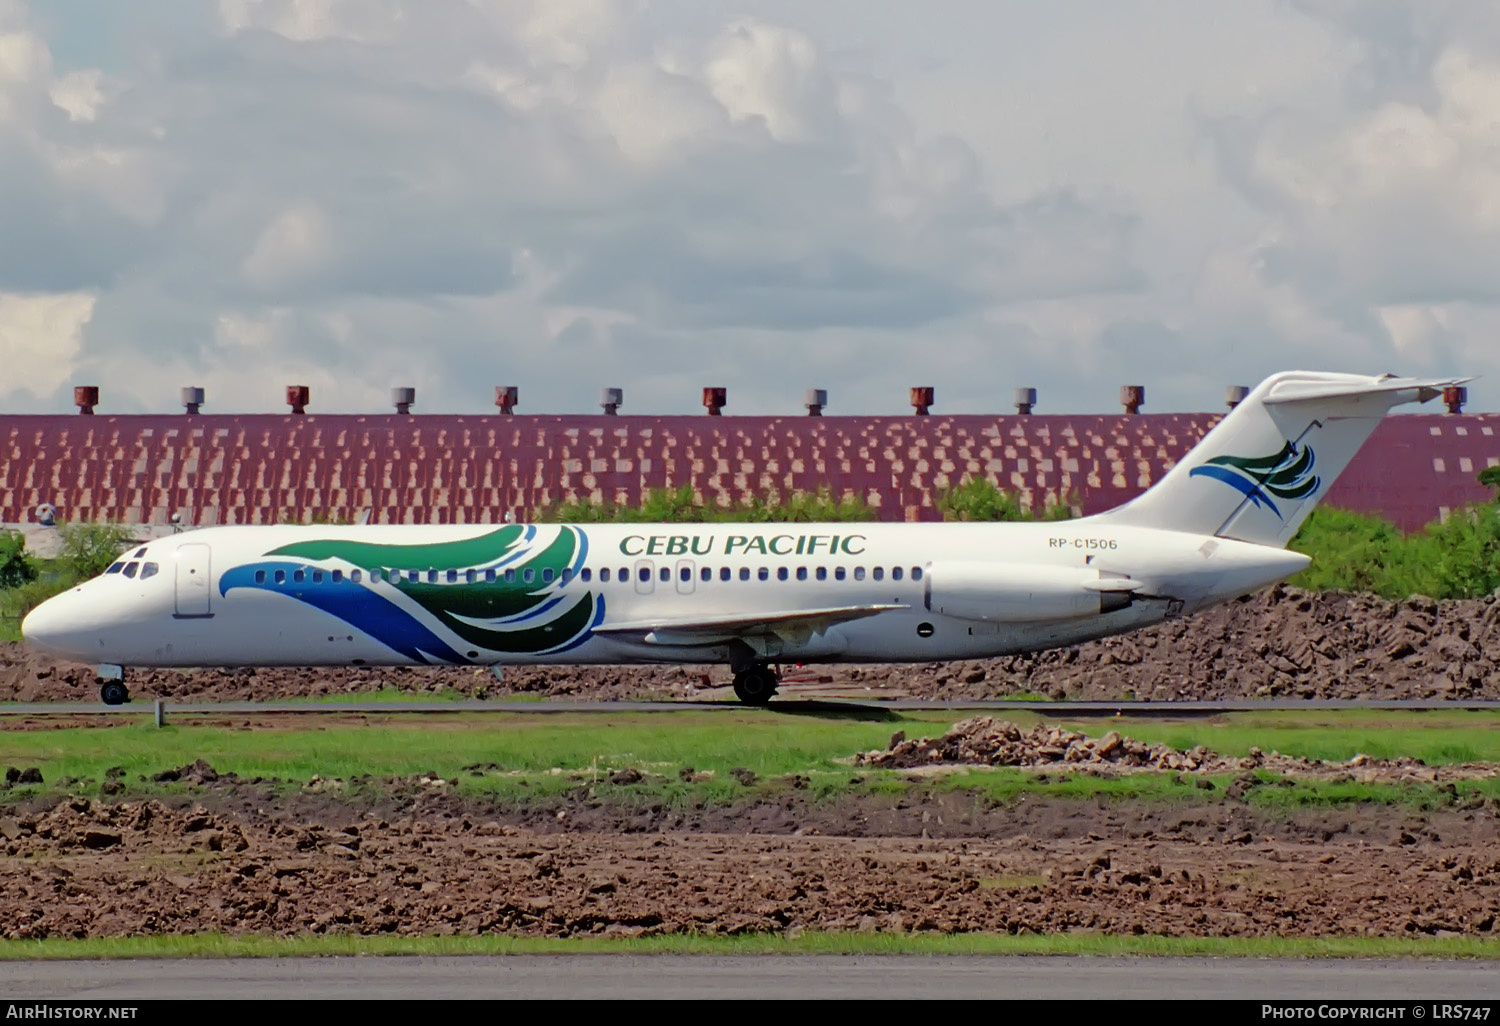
(154, 699, 165, 728)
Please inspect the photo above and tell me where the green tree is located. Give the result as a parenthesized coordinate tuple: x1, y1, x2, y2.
(937, 477, 1076, 522)
(57, 523, 137, 580)
(1479, 464, 1500, 502)
(0, 531, 38, 589)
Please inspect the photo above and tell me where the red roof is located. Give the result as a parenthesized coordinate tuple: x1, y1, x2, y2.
(0, 412, 1494, 531)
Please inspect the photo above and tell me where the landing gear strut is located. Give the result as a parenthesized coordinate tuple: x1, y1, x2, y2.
(732, 664, 779, 705)
(98, 667, 130, 706)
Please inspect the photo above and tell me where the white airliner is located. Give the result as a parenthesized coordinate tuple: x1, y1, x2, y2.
(22, 370, 1469, 706)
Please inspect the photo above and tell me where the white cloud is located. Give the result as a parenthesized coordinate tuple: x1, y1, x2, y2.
(0, 291, 95, 399)
(0, 0, 1493, 417)
(49, 68, 105, 122)
(241, 203, 335, 292)
(218, 0, 406, 44)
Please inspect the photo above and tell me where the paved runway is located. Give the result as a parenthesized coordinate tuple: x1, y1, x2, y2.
(3, 955, 1498, 1000)
(4, 697, 1500, 718)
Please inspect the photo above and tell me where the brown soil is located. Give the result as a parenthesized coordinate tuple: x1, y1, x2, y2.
(1, 775, 1497, 940)
(859, 717, 1500, 785)
(4, 585, 1499, 703)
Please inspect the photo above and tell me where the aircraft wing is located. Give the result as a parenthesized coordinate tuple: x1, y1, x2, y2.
(594, 604, 908, 646)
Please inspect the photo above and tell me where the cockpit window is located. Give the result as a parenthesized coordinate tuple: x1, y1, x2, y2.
(106, 562, 125, 574)
(122, 562, 139, 579)
(134, 548, 147, 558)
(140, 562, 159, 580)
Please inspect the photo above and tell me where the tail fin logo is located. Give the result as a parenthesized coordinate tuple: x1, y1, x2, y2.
(1187, 442, 1321, 520)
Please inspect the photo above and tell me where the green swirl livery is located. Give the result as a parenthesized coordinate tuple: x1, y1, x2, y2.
(1188, 442, 1321, 520)
(219, 525, 603, 664)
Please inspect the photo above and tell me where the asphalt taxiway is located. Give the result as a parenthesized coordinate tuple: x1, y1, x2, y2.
(4, 955, 1498, 1000)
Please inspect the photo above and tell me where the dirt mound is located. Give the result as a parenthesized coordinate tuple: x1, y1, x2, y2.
(5, 584, 1500, 703)
(860, 718, 1212, 772)
(1, 787, 1497, 939)
(857, 717, 1500, 785)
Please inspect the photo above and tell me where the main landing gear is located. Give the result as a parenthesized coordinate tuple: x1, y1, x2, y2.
(732, 664, 780, 706)
(98, 666, 130, 706)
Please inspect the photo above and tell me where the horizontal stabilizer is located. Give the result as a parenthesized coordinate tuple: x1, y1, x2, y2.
(1263, 374, 1475, 406)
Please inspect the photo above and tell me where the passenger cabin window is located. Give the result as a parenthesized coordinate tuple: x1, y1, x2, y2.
(720, 567, 731, 582)
(892, 567, 903, 581)
(523, 568, 536, 584)
(702, 567, 713, 582)
(485, 569, 496, 582)
(505, 569, 516, 583)
(581, 569, 592, 582)
(255, 570, 267, 584)
(600, 568, 611, 583)
(817, 567, 828, 581)
(659, 567, 670, 582)
(294, 570, 305, 584)
(796, 567, 807, 581)
(332, 570, 343, 583)
(912, 567, 924, 581)
(739, 568, 750, 581)
(447, 569, 458, 583)
(682, 567, 693, 582)
(834, 567, 845, 581)
(351, 570, 361, 583)
(777, 567, 789, 581)
(275, 570, 287, 585)
(312, 570, 324, 584)
(427, 570, 438, 584)
(561, 569, 572, 584)
(854, 567, 865, 580)
(758, 567, 769, 581)
(637, 567, 650, 583)
(542, 568, 554, 583)
(619, 567, 629, 581)
(106, 562, 124, 574)
(873, 568, 884, 581)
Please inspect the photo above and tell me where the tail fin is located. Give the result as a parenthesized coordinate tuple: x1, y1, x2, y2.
(1094, 371, 1472, 547)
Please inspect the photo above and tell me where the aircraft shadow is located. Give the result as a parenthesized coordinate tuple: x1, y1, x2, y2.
(760, 700, 903, 722)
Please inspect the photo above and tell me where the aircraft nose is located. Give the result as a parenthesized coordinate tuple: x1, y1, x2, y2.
(21, 591, 93, 659)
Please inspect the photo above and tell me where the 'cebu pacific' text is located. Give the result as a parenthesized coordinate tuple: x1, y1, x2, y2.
(620, 534, 868, 557)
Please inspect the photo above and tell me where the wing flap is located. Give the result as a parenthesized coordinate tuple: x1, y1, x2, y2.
(596, 604, 908, 644)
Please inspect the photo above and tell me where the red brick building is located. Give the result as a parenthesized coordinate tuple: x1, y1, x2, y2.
(2, 411, 1495, 531)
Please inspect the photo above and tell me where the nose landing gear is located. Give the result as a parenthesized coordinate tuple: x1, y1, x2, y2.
(731, 664, 780, 705)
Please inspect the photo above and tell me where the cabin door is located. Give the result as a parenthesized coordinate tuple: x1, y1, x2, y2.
(175, 543, 213, 618)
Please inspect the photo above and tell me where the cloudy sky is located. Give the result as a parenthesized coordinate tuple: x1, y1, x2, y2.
(0, 0, 1494, 416)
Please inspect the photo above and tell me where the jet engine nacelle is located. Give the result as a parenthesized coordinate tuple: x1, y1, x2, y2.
(925, 561, 1139, 623)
